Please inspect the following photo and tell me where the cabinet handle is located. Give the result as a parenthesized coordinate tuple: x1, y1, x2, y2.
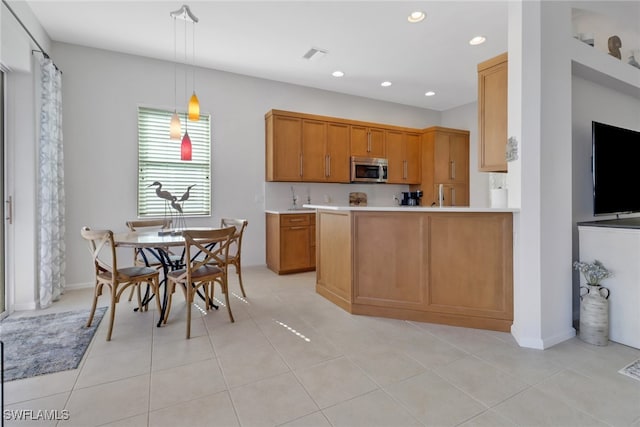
(289, 218, 305, 222)
(367, 132, 371, 152)
(450, 160, 456, 180)
(327, 155, 331, 177)
(451, 188, 456, 206)
(300, 154, 303, 177)
(403, 160, 407, 179)
(290, 226, 306, 230)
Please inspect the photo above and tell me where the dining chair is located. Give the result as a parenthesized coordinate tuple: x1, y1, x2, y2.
(81, 226, 162, 341)
(124, 219, 180, 305)
(164, 227, 235, 338)
(220, 218, 249, 297)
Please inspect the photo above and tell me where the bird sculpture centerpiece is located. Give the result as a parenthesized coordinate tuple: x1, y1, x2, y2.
(148, 181, 196, 234)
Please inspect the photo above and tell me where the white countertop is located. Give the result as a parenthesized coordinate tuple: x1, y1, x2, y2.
(265, 209, 316, 214)
(302, 204, 519, 213)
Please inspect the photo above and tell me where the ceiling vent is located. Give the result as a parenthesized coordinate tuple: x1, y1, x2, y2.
(303, 47, 328, 61)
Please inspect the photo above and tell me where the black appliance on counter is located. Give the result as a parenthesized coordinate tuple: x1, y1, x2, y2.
(401, 191, 423, 206)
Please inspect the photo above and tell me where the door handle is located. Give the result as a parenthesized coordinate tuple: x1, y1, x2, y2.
(5, 196, 12, 224)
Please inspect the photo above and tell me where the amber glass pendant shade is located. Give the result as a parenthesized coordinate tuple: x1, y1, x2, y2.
(181, 132, 192, 161)
(170, 112, 181, 140)
(188, 92, 200, 121)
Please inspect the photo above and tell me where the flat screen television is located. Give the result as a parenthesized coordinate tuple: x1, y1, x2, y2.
(592, 121, 640, 216)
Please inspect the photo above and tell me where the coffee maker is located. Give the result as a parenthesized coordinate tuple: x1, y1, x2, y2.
(400, 191, 423, 206)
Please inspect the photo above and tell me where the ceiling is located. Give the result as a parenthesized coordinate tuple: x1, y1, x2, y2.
(24, 1, 508, 111)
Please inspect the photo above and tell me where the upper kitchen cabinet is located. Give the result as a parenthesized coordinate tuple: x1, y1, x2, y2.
(387, 130, 421, 184)
(350, 125, 385, 158)
(266, 110, 350, 183)
(265, 112, 302, 181)
(301, 119, 350, 182)
(477, 52, 508, 172)
(324, 122, 351, 182)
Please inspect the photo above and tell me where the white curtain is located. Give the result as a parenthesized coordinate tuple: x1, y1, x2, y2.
(37, 56, 65, 308)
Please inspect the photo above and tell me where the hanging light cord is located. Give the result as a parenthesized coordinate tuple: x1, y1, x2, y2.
(173, 17, 177, 110)
(192, 19, 196, 94)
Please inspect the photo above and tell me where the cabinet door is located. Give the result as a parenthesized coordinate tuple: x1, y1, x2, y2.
(350, 126, 369, 157)
(449, 133, 469, 184)
(309, 223, 316, 268)
(434, 184, 468, 207)
(405, 132, 421, 184)
(350, 126, 385, 158)
(368, 128, 385, 158)
(478, 53, 508, 172)
(326, 123, 351, 182)
(385, 130, 405, 183)
(280, 226, 310, 271)
(271, 115, 302, 181)
(301, 119, 326, 182)
(433, 132, 452, 183)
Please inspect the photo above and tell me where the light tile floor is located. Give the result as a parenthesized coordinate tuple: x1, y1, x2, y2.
(4, 267, 640, 426)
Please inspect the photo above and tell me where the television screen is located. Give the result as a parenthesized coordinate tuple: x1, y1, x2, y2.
(592, 121, 640, 216)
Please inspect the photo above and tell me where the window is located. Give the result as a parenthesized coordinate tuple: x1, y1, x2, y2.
(137, 107, 211, 217)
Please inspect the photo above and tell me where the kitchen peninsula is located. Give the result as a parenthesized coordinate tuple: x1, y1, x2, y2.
(306, 205, 518, 332)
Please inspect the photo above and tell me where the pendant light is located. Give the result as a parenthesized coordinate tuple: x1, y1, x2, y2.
(170, 5, 198, 160)
(181, 129, 192, 161)
(169, 16, 181, 139)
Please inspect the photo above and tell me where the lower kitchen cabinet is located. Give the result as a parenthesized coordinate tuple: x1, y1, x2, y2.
(266, 212, 316, 274)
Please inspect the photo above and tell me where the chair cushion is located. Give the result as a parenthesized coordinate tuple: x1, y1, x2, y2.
(118, 266, 158, 279)
(167, 265, 223, 281)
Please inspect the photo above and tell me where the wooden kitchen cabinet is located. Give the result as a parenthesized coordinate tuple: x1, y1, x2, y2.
(266, 212, 316, 274)
(387, 130, 420, 184)
(350, 125, 385, 158)
(316, 209, 514, 332)
(265, 114, 302, 181)
(433, 183, 468, 207)
(411, 127, 469, 207)
(266, 111, 350, 183)
(478, 52, 508, 172)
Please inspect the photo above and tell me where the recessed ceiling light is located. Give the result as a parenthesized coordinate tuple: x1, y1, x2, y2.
(425, 91, 436, 97)
(381, 81, 392, 87)
(469, 36, 486, 46)
(332, 70, 345, 77)
(407, 11, 426, 23)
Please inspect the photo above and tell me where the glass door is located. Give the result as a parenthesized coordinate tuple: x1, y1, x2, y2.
(1, 69, 5, 317)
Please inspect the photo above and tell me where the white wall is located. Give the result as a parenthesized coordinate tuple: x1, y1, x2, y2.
(53, 43, 443, 288)
(571, 75, 640, 317)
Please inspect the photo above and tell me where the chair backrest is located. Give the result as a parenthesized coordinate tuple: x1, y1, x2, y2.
(81, 226, 117, 275)
(220, 218, 248, 259)
(126, 218, 172, 231)
(180, 227, 235, 282)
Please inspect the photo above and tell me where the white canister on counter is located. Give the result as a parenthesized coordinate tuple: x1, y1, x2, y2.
(490, 188, 508, 208)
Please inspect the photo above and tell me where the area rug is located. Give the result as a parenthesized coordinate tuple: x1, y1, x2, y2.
(0, 307, 107, 382)
(618, 358, 640, 382)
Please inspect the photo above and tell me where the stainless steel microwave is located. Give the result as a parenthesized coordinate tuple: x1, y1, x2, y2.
(350, 156, 388, 183)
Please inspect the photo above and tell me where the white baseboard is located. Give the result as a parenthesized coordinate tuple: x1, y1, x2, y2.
(511, 324, 576, 349)
(64, 282, 93, 291)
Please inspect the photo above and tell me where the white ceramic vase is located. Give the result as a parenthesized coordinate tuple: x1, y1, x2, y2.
(579, 284, 610, 346)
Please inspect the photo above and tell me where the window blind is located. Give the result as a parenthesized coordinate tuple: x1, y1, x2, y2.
(137, 107, 211, 217)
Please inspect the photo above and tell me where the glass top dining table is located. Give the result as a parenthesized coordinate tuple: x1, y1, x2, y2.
(113, 227, 220, 248)
(113, 227, 222, 326)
